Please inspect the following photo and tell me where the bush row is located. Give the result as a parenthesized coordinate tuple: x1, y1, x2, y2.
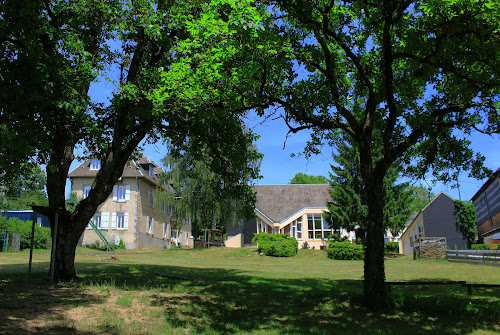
(0, 216, 51, 250)
(252, 233, 298, 257)
(472, 244, 498, 250)
(327, 240, 364, 260)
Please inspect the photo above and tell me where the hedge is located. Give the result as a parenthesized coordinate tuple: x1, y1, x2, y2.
(0, 216, 51, 250)
(384, 242, 399, 254)
(252, 233, 298, 257)
(327, 240, 364, 260)
(471, 244, 492, 250)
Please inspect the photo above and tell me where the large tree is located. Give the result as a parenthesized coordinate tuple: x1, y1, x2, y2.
(254, 0, 499, 309)
(0, 0, 268, 281)
(158, 134, 261, 237)
(326, 137, 434, 241)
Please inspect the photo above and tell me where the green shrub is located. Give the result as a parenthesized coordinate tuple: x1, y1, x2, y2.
(384, 242, 399, 254)
(0, 216, 51, 250)
(252, 233, 298, 257)
(327, 240, 364, 260)
(471, 244, 491, 250)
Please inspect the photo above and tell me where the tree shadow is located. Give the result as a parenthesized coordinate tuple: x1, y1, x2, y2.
(1, 261, 499, 335)
(0, 263, 104, 335)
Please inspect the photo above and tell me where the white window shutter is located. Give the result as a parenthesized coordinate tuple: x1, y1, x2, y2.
(113, 186, 118, 202)
(167, 223, 171, 239)
(111, 212, 117, 229)
(101, 212, 109, 229)
(124, 213, 129, 230)
(151, 218, 155, 234)
(125, 185, 130, 201)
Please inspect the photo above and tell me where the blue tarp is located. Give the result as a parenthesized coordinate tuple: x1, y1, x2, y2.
(0, 210, 51, 228)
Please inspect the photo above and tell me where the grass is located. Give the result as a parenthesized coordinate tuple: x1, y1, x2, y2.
(0, 247, 499, 334)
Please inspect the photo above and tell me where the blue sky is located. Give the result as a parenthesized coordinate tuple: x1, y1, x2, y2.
(136, 112, 499, 203)
(72, 65, 500, 203)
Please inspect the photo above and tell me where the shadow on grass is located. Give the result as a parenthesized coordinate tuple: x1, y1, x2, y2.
(1, 261, 499, 335)
(0, 265, 104, 334)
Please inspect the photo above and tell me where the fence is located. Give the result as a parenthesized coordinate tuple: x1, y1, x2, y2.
(446, 250, 500, 265)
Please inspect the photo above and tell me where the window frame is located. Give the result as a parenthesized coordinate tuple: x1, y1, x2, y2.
(90, 159, 101, 170)
(118, 185, 127, 201)
(307, 214, 332, 240)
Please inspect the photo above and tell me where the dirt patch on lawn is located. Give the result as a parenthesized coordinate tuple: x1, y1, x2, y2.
(0, 281, 106, 334)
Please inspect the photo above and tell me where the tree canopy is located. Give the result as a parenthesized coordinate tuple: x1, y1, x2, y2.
(0, 164, 48, 210)
(289, 172, 328, 184)
(0, 0, 269, 281)
(158, 135, 261, 237)
(249, 0, 499, 309)
(326, 137, 433, 239)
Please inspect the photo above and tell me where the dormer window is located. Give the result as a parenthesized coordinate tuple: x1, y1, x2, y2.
(90, 159, 101, 170)
(149, 165, 154, 177)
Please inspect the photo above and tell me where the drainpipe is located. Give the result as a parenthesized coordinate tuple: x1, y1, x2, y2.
(136, 177, 139, 249)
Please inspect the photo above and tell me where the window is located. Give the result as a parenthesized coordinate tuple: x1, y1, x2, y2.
(117, 213, 125, 229)
(94, 213, 102, 229)
(90, 159, 101, 170)
(148, 190, 153, 207)
(308, 214, 332, 239)
(163, 222, 167, 238)
(147, 216, 154, 234)
(186, 231, 190, 245)
(36, 217, 42, 227)
(149, 165, 154, 177)
(113, 185, 130, 202)
(118, 186, 126, 201)
(257, 219, 268, 233)
(84, 186, 91, 199)
(291, 218, 302, 239)
(111, 212, 126, 230)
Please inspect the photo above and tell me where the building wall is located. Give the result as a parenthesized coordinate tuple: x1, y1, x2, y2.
(228, 208, 358, 249)
(399, 214, 424, 254)
(423, 194, 469, 249)
(478, 211, 500, 243)
(473, 174, 500, 237)
(72, 177, 191, 249)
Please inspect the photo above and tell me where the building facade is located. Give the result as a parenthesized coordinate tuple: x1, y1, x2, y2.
(69, 157, 191, 249)
(399, 192, 469, 254)
(471, 168, 500, 245)
(226, 184, 355, 249)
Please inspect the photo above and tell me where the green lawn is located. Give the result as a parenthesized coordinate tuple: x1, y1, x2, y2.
(1, 248, 499, 334)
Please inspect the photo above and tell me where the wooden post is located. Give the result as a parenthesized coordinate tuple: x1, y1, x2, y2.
(49, 210, 59, 285)
(28, 211, 36, 280)
(2, 229, 6, 252)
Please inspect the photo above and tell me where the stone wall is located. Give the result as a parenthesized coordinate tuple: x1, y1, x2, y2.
(414, 238, 447, 260)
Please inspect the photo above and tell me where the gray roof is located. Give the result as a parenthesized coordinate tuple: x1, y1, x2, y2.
(253, 184, 331, 223)
(68, 156, 164, 186)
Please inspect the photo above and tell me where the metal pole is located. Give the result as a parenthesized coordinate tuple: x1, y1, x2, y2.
(49, 211, 59, 285)
(28, 211, 36, 280)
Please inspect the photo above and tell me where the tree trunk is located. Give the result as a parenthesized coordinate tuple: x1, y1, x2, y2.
(46, 136, 78, 282)
(362, 174, 392, 310)
(52, 219, 78, 282)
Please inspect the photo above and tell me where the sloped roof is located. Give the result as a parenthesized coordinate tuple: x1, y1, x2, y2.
(399, 191, 454, 239)
(470, 167, 500, 202)
(253, 184, 331, 223)
(68, 157, 164, 186)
